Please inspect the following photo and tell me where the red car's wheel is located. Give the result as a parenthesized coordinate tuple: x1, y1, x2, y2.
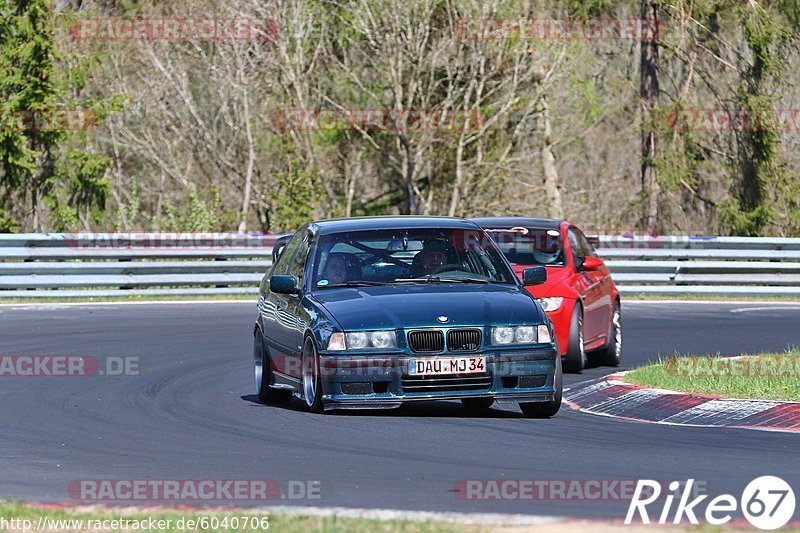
(563, 303, 586, 373)
(596, 301, 622, 366)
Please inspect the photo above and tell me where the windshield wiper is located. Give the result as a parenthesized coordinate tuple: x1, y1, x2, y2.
(392, 276, 489, 284)
(321, 280, 388, 288)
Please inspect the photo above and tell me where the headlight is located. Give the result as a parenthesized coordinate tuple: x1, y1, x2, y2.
(492, 324, 553, 345)
(327, 331, 398, 351)
(491, 325, 552, 345)
(537, 297, 564, 312)
(346, 332, 369, 349)
(515, 326, 536, 343)
(492, 326, 515, 345)
(369, 331, 395, 349)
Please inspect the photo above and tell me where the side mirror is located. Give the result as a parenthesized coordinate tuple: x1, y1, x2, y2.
(270, 275, 300, 295)
(522, 266, 547, 286)
(581, 256, 604, 271)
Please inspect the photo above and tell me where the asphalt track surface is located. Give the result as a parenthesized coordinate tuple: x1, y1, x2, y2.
(1, 300, 799, 520)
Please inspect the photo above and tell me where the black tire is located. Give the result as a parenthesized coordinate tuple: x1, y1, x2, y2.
(302, 336, 325, 414)
(254, 330, 292, 405)
(461, 397, 495, 410)
(562, 303, 586, 373)
(519, 355, 562, 418)
(597, 301, 622, 367)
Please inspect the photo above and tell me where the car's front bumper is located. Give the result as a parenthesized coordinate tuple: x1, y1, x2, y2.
(317, 347, 558, 408)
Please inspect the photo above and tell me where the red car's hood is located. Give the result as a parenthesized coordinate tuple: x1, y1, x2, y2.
(511, 264, 570, 298)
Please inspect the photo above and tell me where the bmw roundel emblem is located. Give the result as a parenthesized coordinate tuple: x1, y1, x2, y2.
(437, 316, 449, 323)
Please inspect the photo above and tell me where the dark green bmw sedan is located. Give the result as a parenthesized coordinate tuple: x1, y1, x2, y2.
(253, 216, 562, 416)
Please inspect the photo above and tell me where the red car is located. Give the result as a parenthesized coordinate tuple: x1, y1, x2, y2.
(472, 218, 621, 373)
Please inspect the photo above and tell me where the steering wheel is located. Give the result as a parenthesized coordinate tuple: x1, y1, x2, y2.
(431, 264, 467, 275)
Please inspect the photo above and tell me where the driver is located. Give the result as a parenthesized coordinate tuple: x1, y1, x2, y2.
(412, 240, 454, 277)
(322, 255, 349, 285)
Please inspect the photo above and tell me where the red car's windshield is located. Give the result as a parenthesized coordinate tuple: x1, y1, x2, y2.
(485, 227, 566, 267)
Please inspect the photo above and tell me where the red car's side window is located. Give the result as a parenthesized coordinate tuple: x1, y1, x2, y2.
(567, 227, 596, 267)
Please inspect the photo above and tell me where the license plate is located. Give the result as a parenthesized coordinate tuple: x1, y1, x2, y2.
(408, 356, 486, 376)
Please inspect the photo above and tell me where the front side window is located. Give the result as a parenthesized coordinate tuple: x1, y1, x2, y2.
(568, 227, 595, 266)
(288, 233, 311, 285)
(311, 227, 517, 288)
(273, 228, 305, 275)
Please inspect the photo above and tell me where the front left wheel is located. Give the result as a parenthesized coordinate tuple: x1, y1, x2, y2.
(519, 355, 562, 418)
(302, 336, 325, 414)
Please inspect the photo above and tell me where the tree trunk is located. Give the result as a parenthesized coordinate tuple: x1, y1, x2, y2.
(640, 0, 660, 231)
(238, 62, 255, 233)
(401, 137, 417, 215)
(31, 189, 39, 232)
(448, 137, 466, 217)
(541, 97, 564, 219)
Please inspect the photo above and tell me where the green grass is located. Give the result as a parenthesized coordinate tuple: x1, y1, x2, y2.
(0, 502, 473, 533)
(625, 350, 800, 401)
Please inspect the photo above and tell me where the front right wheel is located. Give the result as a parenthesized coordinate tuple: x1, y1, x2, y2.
(254, 330, 292, 405)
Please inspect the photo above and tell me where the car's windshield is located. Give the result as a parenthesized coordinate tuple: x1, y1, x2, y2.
(485, 227, 566, 266)
(311, 227, 517, 288)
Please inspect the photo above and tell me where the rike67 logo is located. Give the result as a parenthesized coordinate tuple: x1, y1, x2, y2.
(626, 476, 795, 530)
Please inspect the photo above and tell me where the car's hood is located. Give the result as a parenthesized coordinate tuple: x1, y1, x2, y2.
(312, 284, 543, 330)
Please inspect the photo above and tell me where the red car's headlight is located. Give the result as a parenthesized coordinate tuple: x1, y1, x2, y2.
(537, 297, 564, 312)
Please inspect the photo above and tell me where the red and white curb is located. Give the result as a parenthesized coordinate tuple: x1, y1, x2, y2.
(564, 372, 800, 433)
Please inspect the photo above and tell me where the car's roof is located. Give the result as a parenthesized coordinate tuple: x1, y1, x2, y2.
(470, 217, 563, 230)
(312, 216, 481, 235)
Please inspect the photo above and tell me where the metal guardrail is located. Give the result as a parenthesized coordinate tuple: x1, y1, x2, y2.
(595, 235, 800, 296)
(0, 233, 799, 298)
